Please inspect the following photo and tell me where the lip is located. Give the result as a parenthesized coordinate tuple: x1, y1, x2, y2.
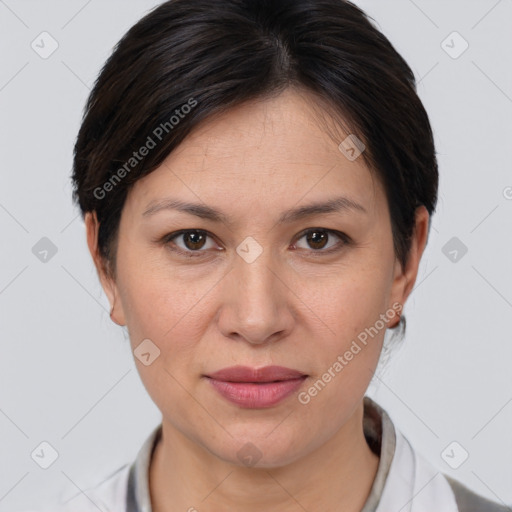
(204, 365, 308, 409)
(206, 365, 307, 383)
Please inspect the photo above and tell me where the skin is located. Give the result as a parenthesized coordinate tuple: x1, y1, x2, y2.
(85, 87, 429, 512)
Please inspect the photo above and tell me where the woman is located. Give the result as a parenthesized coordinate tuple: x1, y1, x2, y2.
(46, 0, 508, 510)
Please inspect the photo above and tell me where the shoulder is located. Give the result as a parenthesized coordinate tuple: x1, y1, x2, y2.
(405, 437, 510, 511)
(444, 475, 511, 512)
(375, 405, 510, 512)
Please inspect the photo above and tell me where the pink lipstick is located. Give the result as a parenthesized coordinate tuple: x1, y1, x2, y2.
(205, 365, 307, 408)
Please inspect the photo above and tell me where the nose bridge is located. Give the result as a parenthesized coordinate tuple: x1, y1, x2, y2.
(218, 238, 292, 344)
(234, 239, 280, 315)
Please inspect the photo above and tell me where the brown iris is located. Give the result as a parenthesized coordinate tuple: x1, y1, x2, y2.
(183, 231, 207, 250)
(305, 230, 329, 250)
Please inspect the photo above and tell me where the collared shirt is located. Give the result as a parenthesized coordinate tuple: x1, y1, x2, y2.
(48, 396, 509, 512)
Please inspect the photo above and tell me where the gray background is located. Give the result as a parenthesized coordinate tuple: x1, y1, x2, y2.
(1, 0, 511, 509)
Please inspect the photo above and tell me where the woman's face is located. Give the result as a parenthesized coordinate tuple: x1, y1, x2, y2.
(87, 88, 427, 467)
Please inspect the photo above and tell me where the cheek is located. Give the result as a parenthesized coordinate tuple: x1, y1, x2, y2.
(295, 262, 392, 397)
(115, 242, 209, 354)
(121, 277, 210, 360)
(116, 257, 211, 416)
(300, 262, 392, 337)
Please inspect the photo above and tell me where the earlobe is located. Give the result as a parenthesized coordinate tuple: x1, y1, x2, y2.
(108, 287, 126, 326)
(389, 257, 407, 327)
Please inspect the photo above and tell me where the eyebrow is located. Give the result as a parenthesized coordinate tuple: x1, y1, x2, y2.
(142, 195, 367, 224)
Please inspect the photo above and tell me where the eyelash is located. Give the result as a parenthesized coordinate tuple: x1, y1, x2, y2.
(159, 228, 351, 258)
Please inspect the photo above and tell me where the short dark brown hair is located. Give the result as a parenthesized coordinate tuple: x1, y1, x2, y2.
(71, 0, 438, 282)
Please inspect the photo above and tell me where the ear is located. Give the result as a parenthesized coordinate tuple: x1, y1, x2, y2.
(389, 206, 430, 324)
(84, 211, 126, 326)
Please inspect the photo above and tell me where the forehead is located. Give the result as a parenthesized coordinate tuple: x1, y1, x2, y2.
(124, 89, 383, 221)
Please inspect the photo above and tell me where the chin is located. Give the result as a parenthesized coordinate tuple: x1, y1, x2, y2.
(208, 429, 309, 469)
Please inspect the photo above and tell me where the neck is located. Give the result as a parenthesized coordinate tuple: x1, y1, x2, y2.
(149, 399, 380, 512)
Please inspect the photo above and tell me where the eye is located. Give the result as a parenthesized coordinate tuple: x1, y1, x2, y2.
(163, 229, 220, 256)
(159, 227, 350, 259)
(292, 228, 349, 254)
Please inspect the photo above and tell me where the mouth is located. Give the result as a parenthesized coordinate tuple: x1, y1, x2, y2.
(204, 366, 308, 408)
(204, 365, 307, 383)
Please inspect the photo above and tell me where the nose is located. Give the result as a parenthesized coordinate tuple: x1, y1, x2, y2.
(216, 245, 295, 346)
